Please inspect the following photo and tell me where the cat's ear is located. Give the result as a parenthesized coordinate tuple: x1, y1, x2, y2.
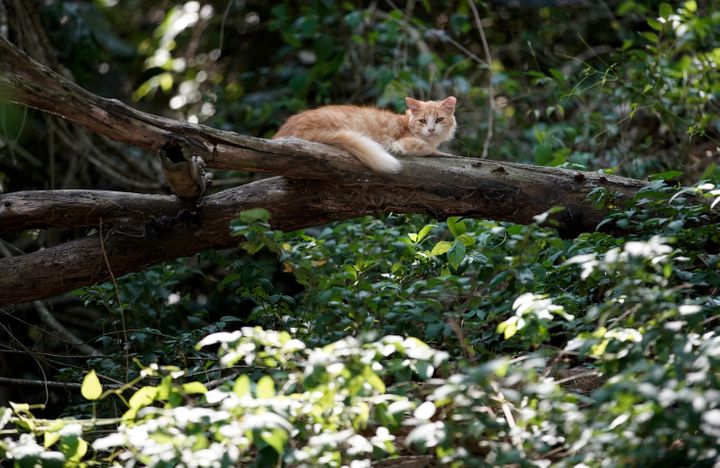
(440, 96, 457, 112)
(405, 97, 421, 112)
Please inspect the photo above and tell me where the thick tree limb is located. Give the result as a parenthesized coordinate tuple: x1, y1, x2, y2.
(0, 36, 643, 192)
(0, 170, 636, 306)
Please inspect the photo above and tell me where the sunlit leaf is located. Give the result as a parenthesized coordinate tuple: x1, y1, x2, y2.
(430, 240, 452, 256)
(261, 429, 287, 455)
(81, 370, 102, 401)
(256, 375, 275, 398)
(181, 381, 208, 395)
(128, 386, 158, 410)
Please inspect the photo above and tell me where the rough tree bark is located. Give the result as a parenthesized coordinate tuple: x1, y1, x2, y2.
(0, 37, 650, 306)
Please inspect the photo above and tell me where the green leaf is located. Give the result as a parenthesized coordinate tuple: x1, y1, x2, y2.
(497, 318, 518, 340)
(447, 217, 466, 236)
(256, 375, 275, 398)
(44, 431, 61, 448)
(641, 32, 659, 43)
(534, 143, 553, 165)
(430, 240, 452, 256)
(128, 386, 158, 410)
(363, 366, 386, 393)
(700, 163, 717, 180)
(415, 224, 436, 243)
(659, 2, 673, 19)
(159, 73, 173, 92)
(60, 436, 88, 462)
(181, 381, 208, 395)
(0, 407, 10, 428)
(649, 170, 683, 181)
(447, 240, 466, 269)
(81, 370, 102, 401)
(233, 375, 251, 397)
(456, 233, 476, 247)
(415, 361, 435, 379)
(647, 18, 663, 31)
(261, 428, 288, 455)
(238, 208, 270, 224)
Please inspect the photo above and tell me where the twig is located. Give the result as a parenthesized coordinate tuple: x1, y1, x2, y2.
(0, 415, 123, 436)
(383, 0, 488, 69)
(555, 370, 599, 385)
(218, 0, 237, 55)
(467, 0, 494, 159)
(0, 240, 13, 258)
(33, 300, 100, 356)
(0, 376, 123, 390)
(447, 317, 476, 363)
(490, 381, 522, 450)
(54, 127, 160, 190)
(0, 321, 50, 406)
(99, 218, 129, 382)
(376, 10, 442, 96)
(0, 347, 107, 359)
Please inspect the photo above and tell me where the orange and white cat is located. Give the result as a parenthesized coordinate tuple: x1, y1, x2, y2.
(273, 97, 457, 173)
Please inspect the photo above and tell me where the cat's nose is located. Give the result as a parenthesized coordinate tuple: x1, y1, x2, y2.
(428, 128, 435, 134)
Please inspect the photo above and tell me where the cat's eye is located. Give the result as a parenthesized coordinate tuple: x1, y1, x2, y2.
(419, 119, 426, 124)
(436, 117, 444, 122)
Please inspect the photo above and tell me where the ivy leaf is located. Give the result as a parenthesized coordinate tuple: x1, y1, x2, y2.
(81, 370, 102, 401)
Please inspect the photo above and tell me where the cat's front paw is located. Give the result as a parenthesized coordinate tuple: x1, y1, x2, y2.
(391, 138, 438, 156)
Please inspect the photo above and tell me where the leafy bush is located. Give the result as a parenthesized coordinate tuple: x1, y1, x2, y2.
(2, 0, 720, 466)
(3, 179, 720, 466)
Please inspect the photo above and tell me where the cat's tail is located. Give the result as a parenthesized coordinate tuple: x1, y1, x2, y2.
(310, 130, 402, 174)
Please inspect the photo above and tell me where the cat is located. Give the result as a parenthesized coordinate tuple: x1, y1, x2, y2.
(273, 96, 457, 173)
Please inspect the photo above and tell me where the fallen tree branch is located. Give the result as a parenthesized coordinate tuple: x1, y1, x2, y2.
(0, 170, 637, 306)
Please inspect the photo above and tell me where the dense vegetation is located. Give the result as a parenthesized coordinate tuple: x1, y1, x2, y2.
(1, 0, 720, 466)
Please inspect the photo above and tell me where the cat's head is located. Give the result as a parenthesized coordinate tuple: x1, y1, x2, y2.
(405, 96, 457, 142)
